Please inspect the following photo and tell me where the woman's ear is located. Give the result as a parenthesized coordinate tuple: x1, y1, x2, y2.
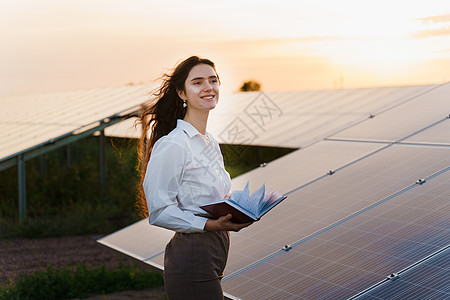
(177, 89, 186, 101)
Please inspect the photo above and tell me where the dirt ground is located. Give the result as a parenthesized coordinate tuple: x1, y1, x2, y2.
(0, 235, 166, 299)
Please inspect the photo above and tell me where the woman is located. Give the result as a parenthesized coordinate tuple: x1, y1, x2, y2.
(137, 56, 252, 299)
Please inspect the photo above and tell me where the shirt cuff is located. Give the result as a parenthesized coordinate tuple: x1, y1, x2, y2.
(191, 216, 208, 233)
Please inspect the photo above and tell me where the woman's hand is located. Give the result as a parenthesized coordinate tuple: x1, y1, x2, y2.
(204, 214, 253, 232)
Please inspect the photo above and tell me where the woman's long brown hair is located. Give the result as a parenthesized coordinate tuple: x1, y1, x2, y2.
(135, 56, 219, 218)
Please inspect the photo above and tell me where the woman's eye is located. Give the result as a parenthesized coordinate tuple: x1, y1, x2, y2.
(193, 82, 201, 85)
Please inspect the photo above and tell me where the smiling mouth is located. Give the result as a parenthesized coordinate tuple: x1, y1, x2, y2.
(201, 95, 215, 100)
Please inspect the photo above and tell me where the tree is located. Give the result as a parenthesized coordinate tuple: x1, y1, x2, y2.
(240, 80, 261, 92)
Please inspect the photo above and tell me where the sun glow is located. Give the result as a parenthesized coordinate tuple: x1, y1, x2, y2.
(276, 1, 450, 73)
(0, 0, 449, 97)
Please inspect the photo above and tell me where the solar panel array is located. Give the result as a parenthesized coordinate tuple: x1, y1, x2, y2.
(0, 84, 152, 162)
(98, 82, 450, 299)
(105, 84, 438, 148)
(223, 165, 450, 299)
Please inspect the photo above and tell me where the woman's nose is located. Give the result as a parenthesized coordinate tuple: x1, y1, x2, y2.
(203, 82, 212, 91)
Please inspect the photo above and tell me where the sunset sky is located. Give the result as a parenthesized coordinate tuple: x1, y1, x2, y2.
(1, 0, 449, 97)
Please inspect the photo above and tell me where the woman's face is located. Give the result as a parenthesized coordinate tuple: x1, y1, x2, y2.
(178, 64, 220, 112)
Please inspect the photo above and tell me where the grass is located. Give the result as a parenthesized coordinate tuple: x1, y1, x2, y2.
(0, 136, 141, 239)
(0, 263, 164, 300)
(220, 144, 296, 178)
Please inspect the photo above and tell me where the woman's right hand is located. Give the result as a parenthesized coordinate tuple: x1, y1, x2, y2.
(204, 214, 253, 232)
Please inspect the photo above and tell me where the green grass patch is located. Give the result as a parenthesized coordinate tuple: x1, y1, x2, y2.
(0, 263, 164, 300)
(0, 136, 141, 239)
(221, 144, 296, 178)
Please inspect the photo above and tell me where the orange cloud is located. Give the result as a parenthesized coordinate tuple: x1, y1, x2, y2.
(413, 13, 450, 38)
(416, 14, 450, 24)
(412, 28, 450, 38)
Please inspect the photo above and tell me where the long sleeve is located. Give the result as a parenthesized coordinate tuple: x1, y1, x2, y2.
(143, 138, 208, 233)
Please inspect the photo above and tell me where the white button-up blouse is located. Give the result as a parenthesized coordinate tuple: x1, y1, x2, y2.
(143, 119, 232, 233)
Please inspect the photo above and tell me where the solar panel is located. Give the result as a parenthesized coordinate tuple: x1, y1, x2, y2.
(104, 117, 139, 139)
(231, 140, 385, 194)
(401, 117, 450, 146)
(0, 84, 152, 162)
(354, 247, 450, 299)
(329, 82, 450, 143)
(97, 219, 173, 266)
(146, 252, 165, 270)
(0, 85, 148, 125)
(251, 114, 361, 148)
(222, 165, 450, 299)
(210, 85, 440, 148)
(0, 124, 79, 159)
(105, 84, 440, 147)
(271, 85, 435, 116)
(223, 145, 450, 277)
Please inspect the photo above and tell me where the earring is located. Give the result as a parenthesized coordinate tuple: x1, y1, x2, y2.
(182, 101, 187, 108)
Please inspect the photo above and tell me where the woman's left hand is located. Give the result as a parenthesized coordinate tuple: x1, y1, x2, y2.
(204, 214, 253, 232)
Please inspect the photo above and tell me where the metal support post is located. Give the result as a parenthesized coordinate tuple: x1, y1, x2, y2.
(18, 154, 27, 220)
(99, 130, 106, 191)
(66, 143, 72, 168)
(40, 153, 47, 178)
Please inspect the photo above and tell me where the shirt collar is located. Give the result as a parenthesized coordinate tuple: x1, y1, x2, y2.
(177, 119, 209, 139)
